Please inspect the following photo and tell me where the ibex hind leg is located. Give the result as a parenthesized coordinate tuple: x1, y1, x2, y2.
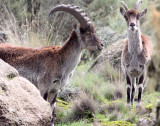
(137, 73, 145, 108)
(126, 75, 131, 107)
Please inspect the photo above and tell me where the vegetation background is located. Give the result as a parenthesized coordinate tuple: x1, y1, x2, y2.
(0, 0, 160, 125)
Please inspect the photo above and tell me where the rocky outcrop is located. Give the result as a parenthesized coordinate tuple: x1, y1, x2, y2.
(96, 27, 126, 47)
(89, 39, 126, 72)
(58, 85, 81, 101)
(0, 59, 52, 126)
(137, 117, 154, 126)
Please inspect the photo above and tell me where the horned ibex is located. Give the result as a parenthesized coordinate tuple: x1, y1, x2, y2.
(120, 0, 153, 107)
(0, 4, 103, 124)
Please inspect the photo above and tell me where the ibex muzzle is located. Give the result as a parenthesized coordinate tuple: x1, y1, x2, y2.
(120, 0, 147, 33)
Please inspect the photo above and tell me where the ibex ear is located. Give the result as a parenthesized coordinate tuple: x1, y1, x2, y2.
(120, 7, 126, 16)
(72, 24, 78, 30)
(73, 24, 80, 33)
(139, 9, 147, 19)
(73, 23, 81, 38)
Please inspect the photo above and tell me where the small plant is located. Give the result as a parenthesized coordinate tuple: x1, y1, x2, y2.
(7, 73, 16, 80)
(101, 121, 133, 126)
(67, 93, 98, 122)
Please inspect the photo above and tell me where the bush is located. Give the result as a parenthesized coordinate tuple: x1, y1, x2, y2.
(67, 93, 98, 122)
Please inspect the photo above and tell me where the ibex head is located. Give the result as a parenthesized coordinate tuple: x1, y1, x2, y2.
(49, 4, 104, 51)
(120, 0, 147, 32)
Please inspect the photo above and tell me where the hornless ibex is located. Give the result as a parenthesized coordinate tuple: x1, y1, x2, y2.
(120, 0, 153, 107)
(0, 4, 103, 124)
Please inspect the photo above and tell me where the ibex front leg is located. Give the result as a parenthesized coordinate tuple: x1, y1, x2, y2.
(131, 78, 136, 106)
(48, 80, 60, 126)
(126, 75, 136, 107)
(49, 91, 58, 126)
(48, 76, 69, 125)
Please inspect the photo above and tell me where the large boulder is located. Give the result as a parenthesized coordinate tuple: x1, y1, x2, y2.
(0, 59, 52, 126)
(89, 39, 126, 72)
(96, 27, 126, 47)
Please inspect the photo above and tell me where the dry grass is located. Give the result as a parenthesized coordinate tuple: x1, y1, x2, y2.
(0, 1, 21, 45)
(0, 0, 52, 47)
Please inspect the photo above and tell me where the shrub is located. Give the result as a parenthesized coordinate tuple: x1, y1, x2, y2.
(67, 93, 98, 122)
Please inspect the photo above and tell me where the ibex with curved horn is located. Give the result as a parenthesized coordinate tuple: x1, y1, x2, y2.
(120, 0, 153, 107)
(0, 4, 103, 124)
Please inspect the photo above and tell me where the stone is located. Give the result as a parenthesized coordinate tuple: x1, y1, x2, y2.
(58, 85, 81, 101)
(137, 117, 154, 126)
(0, 59, 52, 126)
(89, 39, 126, 72)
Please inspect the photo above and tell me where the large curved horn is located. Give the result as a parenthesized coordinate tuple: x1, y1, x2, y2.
(120, 1, 129, 11)
(134, 0, 142, 10)
(49, 4, 91, 29)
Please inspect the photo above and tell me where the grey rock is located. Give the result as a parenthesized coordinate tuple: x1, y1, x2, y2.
(138, 117, 154, 126)
(58, 86, 81, 101)
(0, 59, 52, 126)
(97, 27, 127, 47)
(0, 59, 19, 79)
(89, 39, 126, 71)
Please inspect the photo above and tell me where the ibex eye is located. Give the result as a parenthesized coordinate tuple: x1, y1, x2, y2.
(87, 33, 91, 36)
(124, 16, 128, 21)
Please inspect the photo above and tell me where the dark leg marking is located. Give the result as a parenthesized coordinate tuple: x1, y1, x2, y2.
(127, 85, 131, 104)
(126, 75, 131, 104)
(138, 74, 144, 84)
(131, 84, 135, 105)
(43, 91, 48, 100)
(137, 73, 145, 104)
(138, 87, 142, 103)
(126, 75, 131, 84)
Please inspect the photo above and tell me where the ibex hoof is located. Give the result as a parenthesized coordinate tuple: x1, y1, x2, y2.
(136, 103, 142, 109)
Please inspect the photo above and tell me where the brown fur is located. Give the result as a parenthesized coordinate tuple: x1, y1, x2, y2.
(0, 31, 77, 68)
(126, 9, 139, 17)
(0, 24, 103, 116)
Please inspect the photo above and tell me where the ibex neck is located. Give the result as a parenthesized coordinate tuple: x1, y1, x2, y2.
(60, 31, 83, 73)
(128, 29, 142, 54)
(60, 31, 83, 54)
